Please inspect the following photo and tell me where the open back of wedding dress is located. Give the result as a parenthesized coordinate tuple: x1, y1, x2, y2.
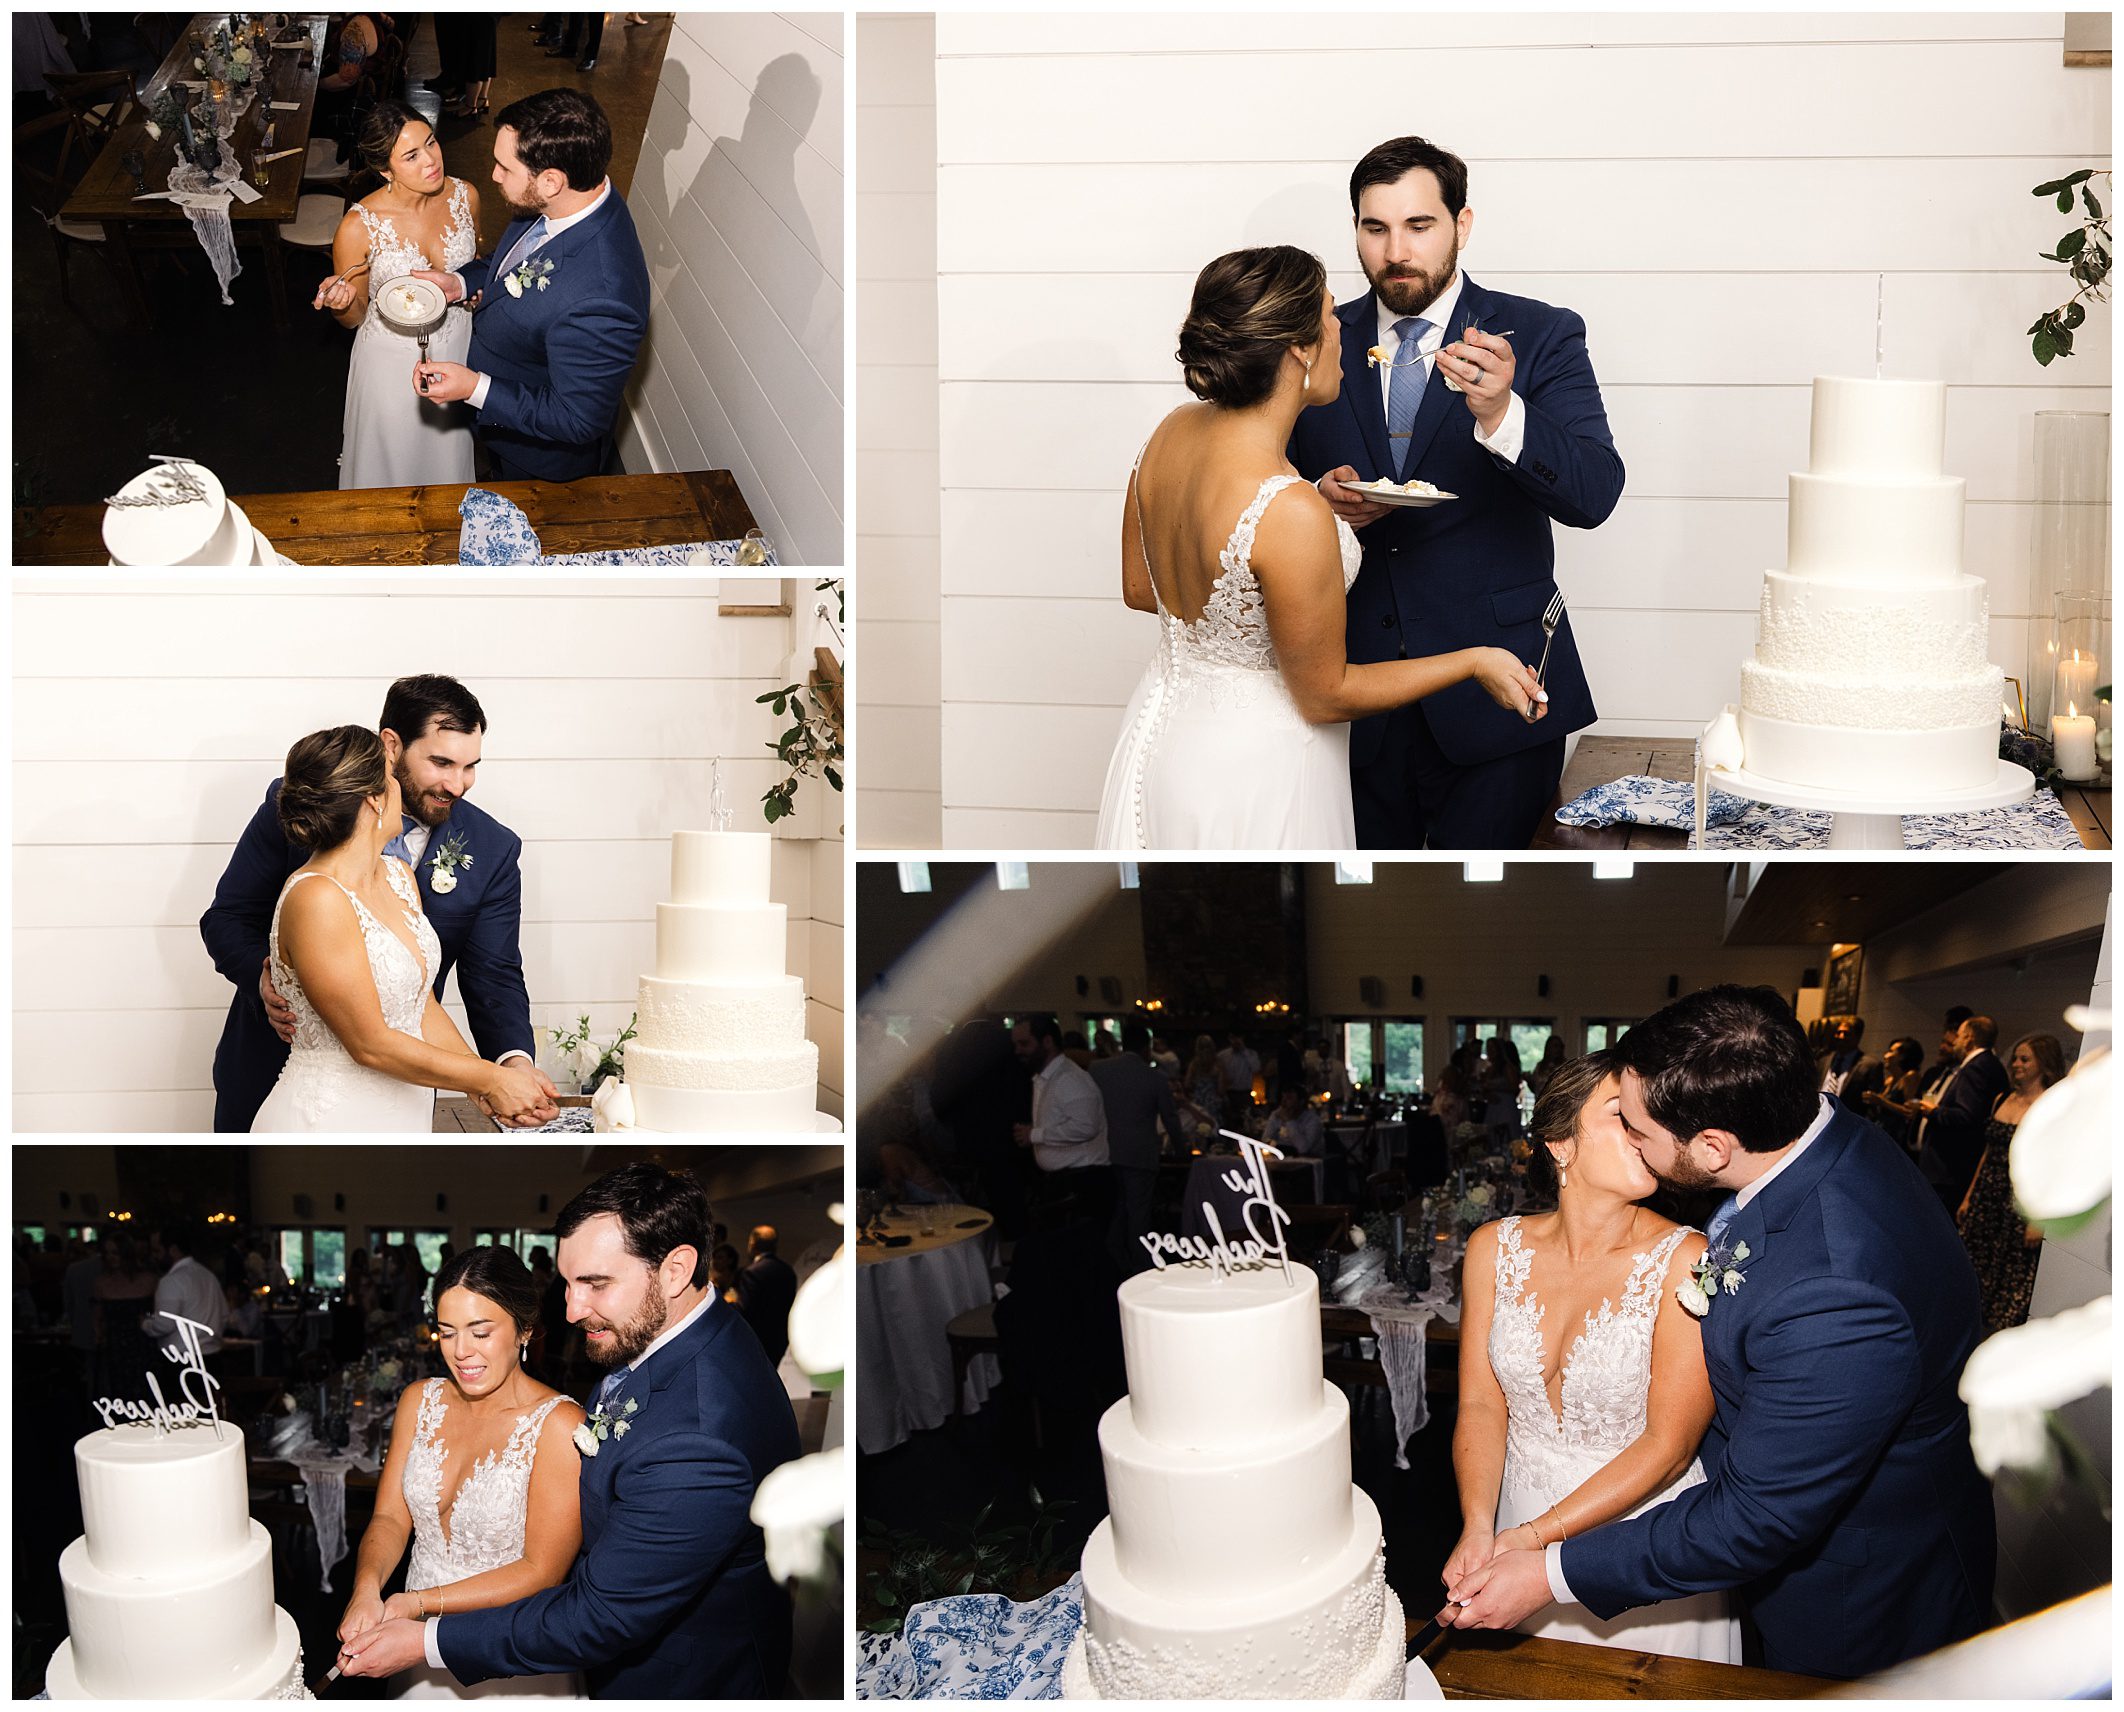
(1094, 471, 1361, 849)
(1485, 1215, 1740, 1663)
(251, 860, 440, 1132)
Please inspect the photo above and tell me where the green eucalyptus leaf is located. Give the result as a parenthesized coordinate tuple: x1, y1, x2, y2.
(824, 765, 843, 790)
(2058, 228, 2087, 258)
(2085, 185, 2104, 219)
(2064, 302, 2088, 328)
(2034, 328, 2058, 364)
(2066, 168, 2095, 186)
(2059, 187, 2076, 214)
(2034, 176, 2067, 197)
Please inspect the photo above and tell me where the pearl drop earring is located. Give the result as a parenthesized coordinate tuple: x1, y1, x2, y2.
(1558, 1164, 1568, 1189)
(1302, 357, 1312, 395)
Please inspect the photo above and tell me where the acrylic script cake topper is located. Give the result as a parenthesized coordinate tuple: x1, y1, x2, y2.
(92, 1313, 226, 1437)
(1139, 1131, 1294, 1283)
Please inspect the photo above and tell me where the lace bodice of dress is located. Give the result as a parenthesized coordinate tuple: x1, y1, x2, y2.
(352, 178, 475, 333)
(401, 1378, 569, 1589)
(1487, 1215, 1695, 1497)
(269, 858, 441, 1060)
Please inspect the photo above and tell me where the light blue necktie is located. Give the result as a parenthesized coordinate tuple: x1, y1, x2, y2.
(1386, 315, 1430, 480)
(592, 1367, 628, 1412)
(491, 216, 551, 296)
(382, 815, 416, 866)
(1704, 1194, 1741, 1249)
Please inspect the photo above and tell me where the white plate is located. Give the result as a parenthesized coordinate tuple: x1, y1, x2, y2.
(1343, 479, 1458, 509)
(377, 275, 447, 332)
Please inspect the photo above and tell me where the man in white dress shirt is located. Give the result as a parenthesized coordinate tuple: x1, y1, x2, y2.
(142, 1223, 226, 1361)
(1012, 1013, 1110, 1173)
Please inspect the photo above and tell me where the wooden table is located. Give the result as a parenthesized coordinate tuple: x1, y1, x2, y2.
(14, 469, 760, 565)
(58, 14, 329, 330)
(1537, 735, 2111, 851)
(1412, 1623, 1828, 1698)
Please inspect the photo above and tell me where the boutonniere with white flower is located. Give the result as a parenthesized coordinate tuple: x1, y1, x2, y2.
(505, 256, 556, 298)
(1678, 1239, 1749, 1319)
(572, 1395, 639, 1458)
(428, 831, 473, 894)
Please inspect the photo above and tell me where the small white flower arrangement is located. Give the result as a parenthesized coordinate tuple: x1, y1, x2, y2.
(574, 1394, 639, 1458)
(506, 256, 556, 298)
(1678, 1239, 1749, 1319)
(429, 831, 473, 894)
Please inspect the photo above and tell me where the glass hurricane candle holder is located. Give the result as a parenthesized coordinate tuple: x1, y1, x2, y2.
(2048, 590, 2110, 785)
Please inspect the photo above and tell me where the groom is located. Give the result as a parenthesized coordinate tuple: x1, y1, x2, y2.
(198, 674, 555, 1131)
(411, 89, 651, 482)
(1289, 136, 1624, 850)
(1446, 984, 1997, 1679)
(338, 1162, 803, 1695)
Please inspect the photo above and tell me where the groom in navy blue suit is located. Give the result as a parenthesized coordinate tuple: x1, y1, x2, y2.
(199, 675, 549, 1131)
(412, 89, 651, 483)
(336, 1162, 803, 1696)
(1290, 137, 1624, 849)
(1447, 985, 1995, 1679)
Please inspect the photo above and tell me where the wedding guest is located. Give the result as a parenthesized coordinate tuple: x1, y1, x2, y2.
(1261, 1085, 1325, 1158)
(92, 1236, 159, 1405)
(1529, 1034, 1568, 1098)
(1012, 1014, 1112, 1216)
(447, 14, 496, 118)
(709, 1244, 742, 1308)
(1181, 1035, 1224, 1130)
(1916, 1015, 2009, 1216)
(143, 1223, 226, 1362)
(1481, 1037, 1525, 1136)
(1216, 1031, 1261, 1124)
(224, 1276, 267, 1340)
(1150, 1035, 1181, 1074)
(1914, 1006, 1976, 1124)
(1821, 1018, 1884, 1116)
(737, 1226, 799, 1367)
(1061, 1029, 1094, 1069)
(1863, 1038, 1928, 1150)
(1957, 1033, 2067, 1334)
(931, 1015, 1031, 1239)
(1308, 1034, 1354, 1103)
(1092, 1026, 1120, 1061)
(548, 11, 604, 72)
(1430, 1063, 1472, 1133)
(1093, 1023, 1186, 1269)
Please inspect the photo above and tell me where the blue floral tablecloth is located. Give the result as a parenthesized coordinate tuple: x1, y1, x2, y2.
(858, 1576, 1085, 1699)
(454, 486, 778, 566)
(1557, 776, 2082, 851)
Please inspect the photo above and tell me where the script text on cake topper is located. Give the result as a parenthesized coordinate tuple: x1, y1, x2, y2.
(92, 1313, 225, 1436)
(1139, 1132, 1294, 1283)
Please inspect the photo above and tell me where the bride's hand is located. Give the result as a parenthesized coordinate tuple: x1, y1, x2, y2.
(313, 275, 357, 312)
(1490, 1522, 1545, 1559)
(482, 1060, 551, 1126)
(1441, 1524, 1495, 1589)
(406, 267, 464, 304)
(337, 1589, 386, 1644)
(1471, 648, 1549, 721)
(380, 1591, 424, 1623)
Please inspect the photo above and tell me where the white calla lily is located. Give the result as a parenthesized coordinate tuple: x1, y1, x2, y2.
(751, 1445, 844, 1586)
(2009, 1049, 2112, 1222)
(1958, 1296, 2112, 1477)
(590, 1078, 636, 1133)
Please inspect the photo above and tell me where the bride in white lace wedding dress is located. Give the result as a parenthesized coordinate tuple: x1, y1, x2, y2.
(342, 1250, 587, 1699)
(314, 104, 478, 490)
(1094, 246, 1546, 850)
(1449, 1056, 1740, 1662)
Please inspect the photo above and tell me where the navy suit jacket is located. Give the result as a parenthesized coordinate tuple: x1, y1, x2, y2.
(461, 186, 651, 481)
(437, 1297, 802, 1697)
(199, 782, 534, 1131)
(1287, 276, 1623, 769)
(1558, 1104, 1996, 1679)
(1920, 1050, 2010, 1200)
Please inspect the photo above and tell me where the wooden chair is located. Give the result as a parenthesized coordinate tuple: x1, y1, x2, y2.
(944, 1299, 998, 1420)
(14, 108, 123, 312)
(1365, 1168, 1411, 1214)
(42, 70, 138, 162)
(300, 134, 353, 194)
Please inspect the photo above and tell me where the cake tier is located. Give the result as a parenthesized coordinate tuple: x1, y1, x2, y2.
(1755, 571, 1992, 677)
(671, 830, 771, 907)
(76, 1423, 252, 1580)
(1739, 656, 2003, 736)
(47, 1603, 304, 1702)
(56, 1520, 280, 1698)
(1116, 1264, 1323, 1453)
(1736, 704, 2002, 794)
(630, 1066, 819, 1133)
(1099, 1379, 1352, 1602)
(634, 974, 808, 1054)
(654, 901, 787, 982)
(102, 463, 248, 566)
(1070, 1488, 1400, 1700)
(626, 1038, 818, 1094)
(1807, 376, 1946, 479)
(1785, 470, 1964, 585)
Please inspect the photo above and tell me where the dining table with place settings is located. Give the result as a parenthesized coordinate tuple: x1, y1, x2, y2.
(57, 14, 330, 330)
(855, 1203, 999, 1455)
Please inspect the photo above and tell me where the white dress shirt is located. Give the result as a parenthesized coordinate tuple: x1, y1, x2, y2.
(142, 1255, 227, 1356)
(1373, 269, 1525, 465)
(1028, 1054, 1110, 1170)
(423, 1289, 718, 1667)
(1262, 1106, 1325, 1159)
(458, 180, 614, 411)
(1542, 1095, 1837, 1605)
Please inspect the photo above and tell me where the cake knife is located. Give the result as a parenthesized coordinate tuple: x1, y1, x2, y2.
(1405, 1600, 1461, 1660)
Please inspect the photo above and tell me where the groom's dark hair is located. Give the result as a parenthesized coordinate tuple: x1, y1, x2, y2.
(495, 88, 613, 191)
(1349, 136, 1469, 218)
(380, 675, 486, 745)
(556, 1162, 712, 1290)
(1612, 985, 1819, 1153)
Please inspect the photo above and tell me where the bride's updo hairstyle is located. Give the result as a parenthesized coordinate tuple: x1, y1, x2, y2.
(277, 724, 388, 853)
(1524, 1050, 1615, 1201)
(431, 1245, 542, 1347)
(1176, 245, 1327, 409)
(352, 99, 431, 196)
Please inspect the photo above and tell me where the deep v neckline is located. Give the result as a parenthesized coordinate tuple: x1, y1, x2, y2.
(1507, 1218, 1664, 1433)
(428, 1387, 538, 1553)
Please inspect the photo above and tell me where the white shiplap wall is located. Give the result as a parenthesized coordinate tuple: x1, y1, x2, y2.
(856, 13, 944, 848)
(11, 579, 841, 1132)
(917, 12, 2112, 846)
(621, 12, 844, 565)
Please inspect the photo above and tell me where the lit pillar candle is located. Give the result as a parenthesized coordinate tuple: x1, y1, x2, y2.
(2056, 652, 2099, 714)
(2051, 704, 2099, 781)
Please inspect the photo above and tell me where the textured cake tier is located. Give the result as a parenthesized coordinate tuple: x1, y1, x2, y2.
(1068, 1490, 1402, 1700)
(1755, 571, 1992, 676)
(1736, 703, 2002, 793)
(670, 830, 770, 907)
(1100, 1379, 1352, 1602)
(1117, 1264, 1323, 1452)
(56, 1520, 280, 1698)
(654, 901, 786, 982)
(631, 1068, 818, 1133)
(1739, 655, 2003, 736)
(1785, 470, 1964, 585)
(76, 1424, 253, 1579)
(626, 1038, 817, 1094)
(633, 974, 807, 1054)
(1808, 376, 1946, 478)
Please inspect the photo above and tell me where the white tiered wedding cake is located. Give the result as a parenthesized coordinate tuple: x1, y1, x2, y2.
(1061, 1263, 1407, 1700)
(622, 830, 819, 1132)
(102, 457, 282, 565)
(47, 1422, 309, 1699)
(1733, 376, 2004, 793)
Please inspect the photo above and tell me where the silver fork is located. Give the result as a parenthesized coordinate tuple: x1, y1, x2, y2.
(1533, 589, 1566, 684)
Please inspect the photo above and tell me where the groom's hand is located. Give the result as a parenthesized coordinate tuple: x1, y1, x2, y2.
(407, 267, 464, 305)
(336, 1614, 427, 1678)
(1444, 1545, 1553, 1631)
(1442, 328, 1517, 435)
(414, 361, 478, 403)
(259, 959, 297, 1043)
(1318, 467, 1391, 527)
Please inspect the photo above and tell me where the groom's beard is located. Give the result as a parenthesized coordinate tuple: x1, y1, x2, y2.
(1645, 1144, 1720, 1192)
(582, 1286, 670, 1368)
(1366, 241, 1460, 319)
(393, 756, 459, 829)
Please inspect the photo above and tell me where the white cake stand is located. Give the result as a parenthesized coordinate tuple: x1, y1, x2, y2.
(1405, 1655, 1444, 1699)
(814, 1110, 844, 1132)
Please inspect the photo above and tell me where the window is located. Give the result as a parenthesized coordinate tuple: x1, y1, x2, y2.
(367, 1229, 454, 1281)
(1341, 1021, 1374, 1089)
(1338, 1019, 1424, 1093)
(1380, 1021, 1425, 1092)
(474, 1229, 558, 1265)
(1333, 861, 1373, 884)
(1083, 1015, 1123, 1049)
(897, 861, 931, 893)
(272, 1228, 347, 1289)
(1454, 1018, 1556, 1075)
(1583, 1017, 1640, 1054)
(1117, 862, 1140, 889)
(995, 862, 1030, 891)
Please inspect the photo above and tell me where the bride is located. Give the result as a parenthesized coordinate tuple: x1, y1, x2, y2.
(1446, 1053, 1739, 1661)
(1094, 245, 1545, 849)
(315, 101, 480, 490)
(338, 1247, 586, 1697)
(249, 725, 551, 1131)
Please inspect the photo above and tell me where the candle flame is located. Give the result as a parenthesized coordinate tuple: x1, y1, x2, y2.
(2069, 702, 2080, 719)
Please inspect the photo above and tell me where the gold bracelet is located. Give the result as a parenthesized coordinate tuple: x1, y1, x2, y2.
(416, 1589, 427, 1619)
(1550, 1505, 1570, 1542)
